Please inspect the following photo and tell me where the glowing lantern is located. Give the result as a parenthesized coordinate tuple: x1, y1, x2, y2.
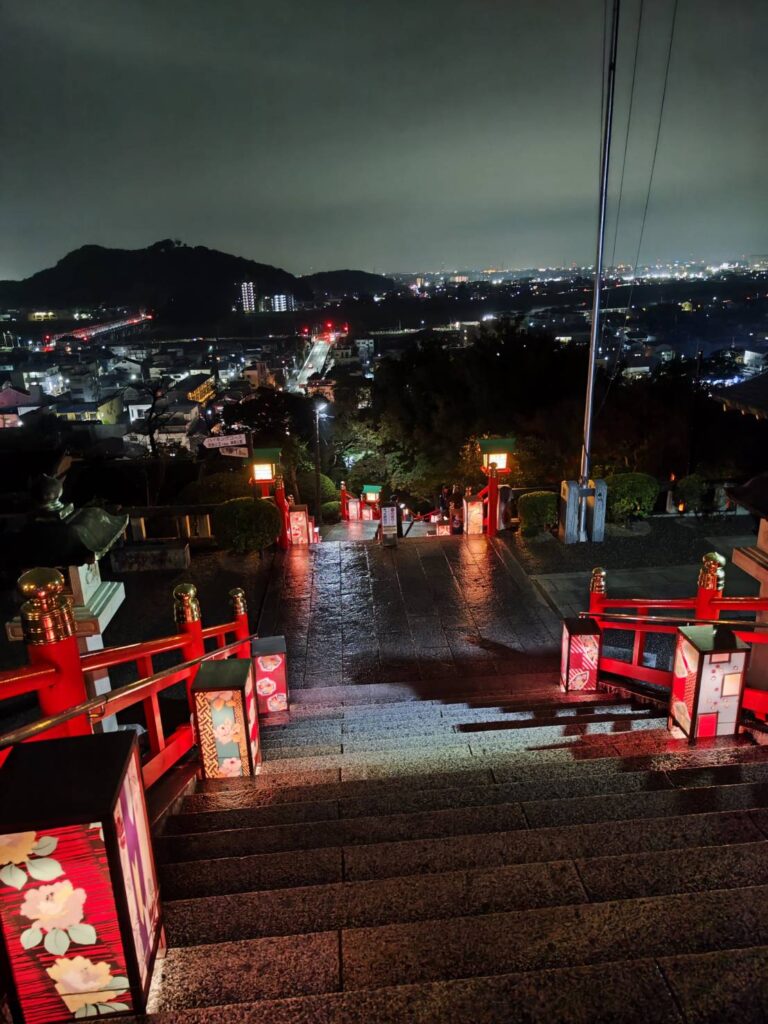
(347, 497, 361, 521)
(669, 625, 749, 743)
(362, 485, 381, 504)
(435, 520, 452, 536)
(0, 732, 162, 1023)
(560, 617, 602, 692)
(289, 504, 311, 545)
(251, 448, 281, 484)
(252, 636, 289, 718)
(478, 437, 516, 475)
(463, 494, 485, 535)
(192, 660, 261, 779)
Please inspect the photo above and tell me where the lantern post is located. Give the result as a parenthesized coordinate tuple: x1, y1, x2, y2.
(17, 568, 91, 739)
(478, 438, 515, 538)
(173, 583, 205, 703)
(695, 552, 726, 622)
(274, 474, 290, 549)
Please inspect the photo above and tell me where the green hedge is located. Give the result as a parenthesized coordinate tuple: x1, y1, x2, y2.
(213, 497, 281, 554)
(605, 473, 659, 523)
(673, 473, 706, 513)
(518, 491, 558, 537)
(321, 500, 342, 524)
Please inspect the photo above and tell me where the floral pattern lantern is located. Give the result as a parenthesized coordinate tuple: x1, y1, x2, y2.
(251, 636, 289, 719)
(669, 625, 750, 743)
(560, 617, 602, 692)
(192, 659, 261, 779)
(0, 732, 162, 1023)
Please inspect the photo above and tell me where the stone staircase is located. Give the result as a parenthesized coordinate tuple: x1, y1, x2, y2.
(144, 675, 768, 1023)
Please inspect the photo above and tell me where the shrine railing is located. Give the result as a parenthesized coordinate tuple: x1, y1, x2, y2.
(584, 554, 768, 721)
(0, 570, 254, 786)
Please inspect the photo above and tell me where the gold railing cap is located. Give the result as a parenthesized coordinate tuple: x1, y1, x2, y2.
(18, 568, 65, 602)
(173, 582, 198, 600)
(702, 551, 726, 567)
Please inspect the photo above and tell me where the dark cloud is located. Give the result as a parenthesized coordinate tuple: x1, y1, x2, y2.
(1, 0, 766, 278)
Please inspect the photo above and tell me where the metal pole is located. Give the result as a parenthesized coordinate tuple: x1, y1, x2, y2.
(579, 0, 621, 541)
(314, 406, 323, 527)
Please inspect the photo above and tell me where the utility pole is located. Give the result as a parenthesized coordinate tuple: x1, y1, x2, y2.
(578, 0, 621, 542)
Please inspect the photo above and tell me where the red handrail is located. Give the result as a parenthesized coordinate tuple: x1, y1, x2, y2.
(0, 665, 61, 700)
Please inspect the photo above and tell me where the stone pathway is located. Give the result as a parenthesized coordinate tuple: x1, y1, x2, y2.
(259, 537, 562, 690)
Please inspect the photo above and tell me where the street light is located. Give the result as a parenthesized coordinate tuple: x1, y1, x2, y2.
(314, 401, 328, 527)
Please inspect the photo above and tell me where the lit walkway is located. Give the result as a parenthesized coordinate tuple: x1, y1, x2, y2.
(258, 537, 562, 690)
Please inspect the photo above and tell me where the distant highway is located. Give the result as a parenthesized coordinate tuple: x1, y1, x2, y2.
(49, 313, 153, 345)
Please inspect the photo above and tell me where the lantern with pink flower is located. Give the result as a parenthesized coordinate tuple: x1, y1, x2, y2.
(0, 732, 161, 1023)
(192, 659, 261, 779)
(251, 636, 289, 720)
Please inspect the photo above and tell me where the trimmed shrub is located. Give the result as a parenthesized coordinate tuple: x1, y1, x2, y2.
(213, 497, 281, 554)
(321, 500, 342, 524)
(177, 472, 250, 505)
(296, 470, 337, 508)
(605, 473, 659, 524)
(673, 473, 706, 513)
(518, 491, 558, 537)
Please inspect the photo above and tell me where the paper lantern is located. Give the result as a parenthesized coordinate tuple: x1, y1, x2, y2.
(560, 617, 601, 692)
(669, 625, 750, 742)
(463, 495, 484, 535)
(435, 520, 452, 536)
(192, 659, 261, 779)
(252, 636, 289, 718)
(478, 437, 516, 474)
(0, 732, 162, 1024)
(347, 497, 361, 521)
(288, 505, 311, 545)
(251, 447, 281, 484)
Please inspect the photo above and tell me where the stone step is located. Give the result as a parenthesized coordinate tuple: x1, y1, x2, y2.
(145, 887, 768, 1012)
(261, 715, 665, 758)
(184, 744, 768, 813)
(160, 807, 765, 900)
(162, 839, 768, 947)
(156, 779, 768, 864)
(195, 733, 758, 786)
(263, 700, 652, 734)
(165, 767, 674, 836)
(338, 884, 768, 992)
(132, 948, 768, 1023)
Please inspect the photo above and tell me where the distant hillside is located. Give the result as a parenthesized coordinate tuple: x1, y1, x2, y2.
(302, 269, 394, 298)
(0, 240, 309, 317)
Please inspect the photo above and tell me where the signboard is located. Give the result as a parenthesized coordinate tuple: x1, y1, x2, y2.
(220, 446, 250, 458)
(202, 433, 249, 449)
(380, 504, 398, 537)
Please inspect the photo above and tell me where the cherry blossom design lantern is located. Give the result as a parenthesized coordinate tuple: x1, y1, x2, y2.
(347, 497, 361, 521)
(288, 504, 311, 545)
(560, 617, 602, 692)
(669, 625, 750, 743)
(192, 660, 261, 779)
(0, 732, 162, 1023)
(252, 636, 289, 718)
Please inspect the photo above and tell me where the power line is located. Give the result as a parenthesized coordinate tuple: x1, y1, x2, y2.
(596, 0, 679, 419)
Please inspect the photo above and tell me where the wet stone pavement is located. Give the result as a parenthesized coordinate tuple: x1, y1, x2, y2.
(258, 537, 562, 690)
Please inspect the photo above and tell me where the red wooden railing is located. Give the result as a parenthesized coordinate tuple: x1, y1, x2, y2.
(0, 572, 253, 787)
(584, 555, 768, 721)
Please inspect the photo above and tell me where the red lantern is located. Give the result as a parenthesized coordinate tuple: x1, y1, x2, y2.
(192, 660, 261, 779)
(670, 625, 750, 742)
(252, 636, 289, 719)
(0, 733, 162, 1024)
(560, 617, 601, 692)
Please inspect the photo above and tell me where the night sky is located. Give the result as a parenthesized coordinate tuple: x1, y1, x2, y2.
(1, 0, 766, 279)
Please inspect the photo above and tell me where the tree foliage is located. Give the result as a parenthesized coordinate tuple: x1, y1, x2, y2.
(213, 497, 281, 554)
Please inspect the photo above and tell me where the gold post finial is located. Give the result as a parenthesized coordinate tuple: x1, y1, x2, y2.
(590, 567, 607, 595)
(489, 462, 498, 479)
(17, 568, 75, 644)
(698, 551, 726, 591)
(229, 587, 247, 617)
(173, 582, 201, 624)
